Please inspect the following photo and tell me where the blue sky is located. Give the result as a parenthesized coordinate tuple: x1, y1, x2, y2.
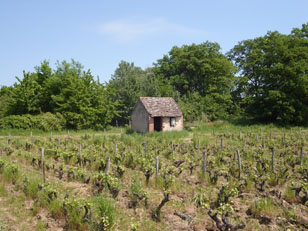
(1, 0, 308, 86)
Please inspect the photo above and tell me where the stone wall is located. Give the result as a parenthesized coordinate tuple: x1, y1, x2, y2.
(131, 101, 149, 133)
(162, 116, 183, 131)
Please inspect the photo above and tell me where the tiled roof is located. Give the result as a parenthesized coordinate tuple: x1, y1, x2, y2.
(139, 97, 182, 117)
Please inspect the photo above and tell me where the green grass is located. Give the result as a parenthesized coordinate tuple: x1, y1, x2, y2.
(249, 197, 280, 217)
(0, 183, 7, 197)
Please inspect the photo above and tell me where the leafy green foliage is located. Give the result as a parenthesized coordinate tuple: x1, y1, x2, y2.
(1, 60, 119, 130)
(109, 61, 160, 124)
(153, 42, 236, 121)
(0, 113, 65, 131)
(228, 23, 308, 125)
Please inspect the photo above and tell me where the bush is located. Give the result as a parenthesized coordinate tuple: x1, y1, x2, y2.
(0, 112, 65, 131)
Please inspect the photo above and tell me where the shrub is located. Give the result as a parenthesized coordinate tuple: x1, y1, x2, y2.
(0, 113, 65, 131)
(92, 197, 116, 231)
(3, 163, 20, 184)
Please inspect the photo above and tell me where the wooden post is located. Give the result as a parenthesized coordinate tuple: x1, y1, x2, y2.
(5, 138, 9, 154)
(41, 148, 45, 183)
(57, 137, 60, 146)
(155, 156, 159, 177)
(78, 144, 81, 166)
(237, 150, 241, 179)
(105, 157, 110, 174)
(220, 137, 223, 151)
(300, 147, 304, 166)
(104, 128, 106, 133)
(115, 143, 117, 154)
(270, 128, 272, 140)
(144, 142, 147, 154)
(262, 136, 265, 149)
(271, 148, 275, 172)
(281, 135, 284, 148)
(202, 152, 207, 177)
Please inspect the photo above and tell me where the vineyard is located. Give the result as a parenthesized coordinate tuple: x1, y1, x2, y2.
(0, 123, 307, 231)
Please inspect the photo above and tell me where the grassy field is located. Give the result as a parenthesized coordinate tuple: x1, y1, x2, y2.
(0, 121, 307, 231)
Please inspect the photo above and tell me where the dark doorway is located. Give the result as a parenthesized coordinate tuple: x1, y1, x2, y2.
(154, 117, 162, 131)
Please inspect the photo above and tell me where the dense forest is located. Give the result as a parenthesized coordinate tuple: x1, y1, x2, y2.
(1, 23, 308, 130)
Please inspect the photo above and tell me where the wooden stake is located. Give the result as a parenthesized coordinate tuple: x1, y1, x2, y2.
(237, 150, 241, 179)
(155, 156, 159, 177)
(202, 152, 207, 177)
(271, 148, 275, 172)
(115, 143, 117, 154)
(220, 138, 223, 151)
(300, 147, 304, 166)
(41, 148, 45, 183)
(262, 136, 265, 149)
(105, 157, 110, 174)
(78, 144, 82, 166)
(5, 138, 9, 154)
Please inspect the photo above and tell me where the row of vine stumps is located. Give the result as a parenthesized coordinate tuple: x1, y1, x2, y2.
(0, 127, 307, 230)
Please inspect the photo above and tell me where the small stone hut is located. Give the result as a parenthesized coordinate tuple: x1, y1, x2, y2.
(130, 97, 183, 133)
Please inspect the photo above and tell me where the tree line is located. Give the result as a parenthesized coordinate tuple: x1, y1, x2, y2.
(1, 23, 308, 130)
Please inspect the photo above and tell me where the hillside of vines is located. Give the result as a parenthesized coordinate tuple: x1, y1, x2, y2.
(0, 122, 307, 231)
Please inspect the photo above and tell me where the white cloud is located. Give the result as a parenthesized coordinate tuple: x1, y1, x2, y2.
(99, 17, 205, 42)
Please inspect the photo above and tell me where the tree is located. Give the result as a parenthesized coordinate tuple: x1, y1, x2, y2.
(2, 60, 119, 129)
(52, 60, 119, 129)
(0, 86, 11, 118)
(153, 42, 237, 120)
(228, 23, 308, 124)
(109, 61, 160, 124)
(6, 71, 42, 115)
